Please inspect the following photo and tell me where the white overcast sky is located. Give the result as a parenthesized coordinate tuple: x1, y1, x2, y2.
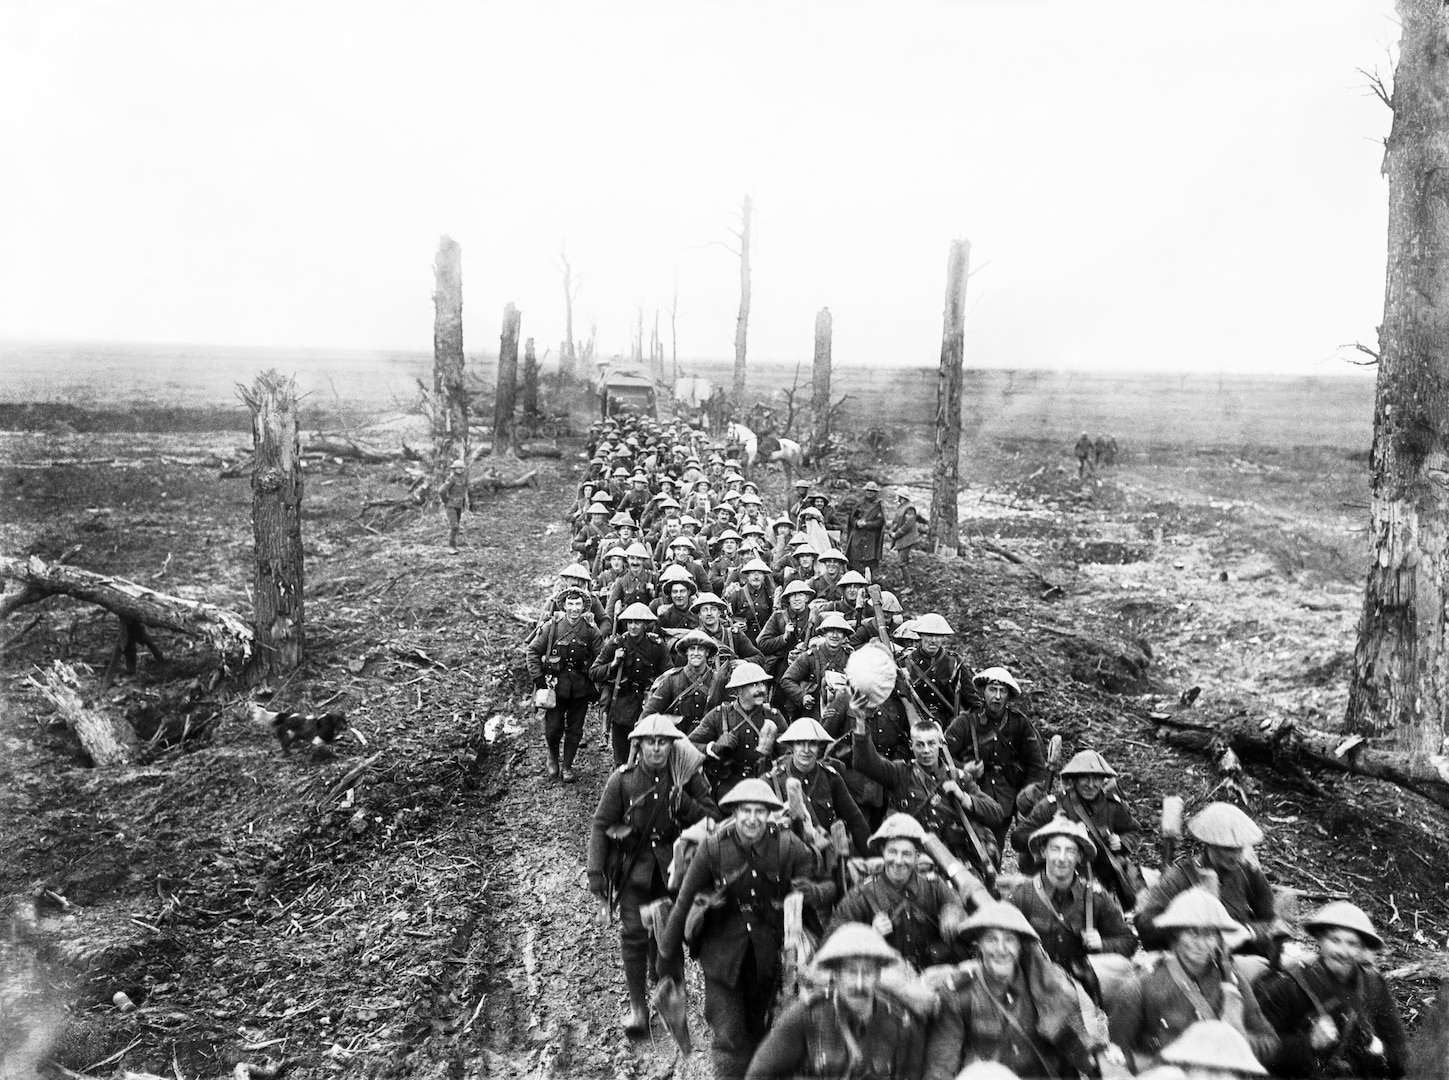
(0, 0, 1400, 373)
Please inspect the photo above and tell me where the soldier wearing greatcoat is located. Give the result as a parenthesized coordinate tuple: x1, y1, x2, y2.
(588, 715, 720, 1035)
(590, 603, 671, 767)
(779, 612, 854, 722)
(657, 779, 836, 1080)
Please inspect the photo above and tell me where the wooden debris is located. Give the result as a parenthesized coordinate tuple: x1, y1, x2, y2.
(29, 661, 137, 766)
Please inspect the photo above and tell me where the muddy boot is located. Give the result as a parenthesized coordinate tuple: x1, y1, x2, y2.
(545, 744, 560, 779)
(624, 999, 649, 1036)
(560, 745, 578, 784)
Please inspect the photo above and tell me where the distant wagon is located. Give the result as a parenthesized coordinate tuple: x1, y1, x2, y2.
(600, 367, 658, 421)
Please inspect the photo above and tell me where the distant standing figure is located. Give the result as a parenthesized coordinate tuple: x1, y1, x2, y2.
(844, 481, 886, 578)
(1095, 434, 1118, 469)
(1075, 433, 1095, 478)
(889, 491, 920, 591)
(438, 459, 470, 552)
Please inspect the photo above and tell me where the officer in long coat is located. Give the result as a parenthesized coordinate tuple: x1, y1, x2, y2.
(591, 602, 672, 766)
(657, 779, 836, 1080)
(588, 715, 720, 1035)
(843, 481, 886, 577)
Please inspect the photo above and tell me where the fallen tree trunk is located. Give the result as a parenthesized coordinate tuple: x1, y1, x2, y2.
(0, 555, 254, 667)
(303, 434, 402, 462)
(1153, 709, 1449, 813)
(29, 661, 138, 766)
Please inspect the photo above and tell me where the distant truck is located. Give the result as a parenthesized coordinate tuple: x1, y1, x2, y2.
(600, 367, 658, 420)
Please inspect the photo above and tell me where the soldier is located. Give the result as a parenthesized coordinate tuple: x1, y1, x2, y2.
(1011, 749, 1144, 908)
(535, 563, 611, 636)
(1075, 432, 1095, 478)
(786, 477, 813, 519)
(663, 534, 711, 593)
(525, 587, 603, 782)
(926, 901, 1107, 1080)
(889, 491, 920, 592)
(901, 613, 979, 727)
(823, 570, 872, 630)
(827, 813, 977, 971)
(944, 666, 1048, 851)
(765, 717, 871, 857)
(657, 778, 837, 1080)
(807, 548, 849, 605)
(652, 566, 701, 632)
(848, 589, 905, 649)
(606, 543, 657, 612)
(438, 458, 470, 553)
(852, 712, 1005, 880)
(691, 592, 763, 666)
(690, 661, 785, 800)
(844, 480, 886, 578)
(1135, 803, 1284, 980)
(617, 471, 652, 518)
(780, 612, 854, 721)
(1110, 889, 1281, 1071)
(1004, 816, 1136, 1006)
(1253, 901, 1408, 1079)
(744, 924, 935, 1080)
(726, 557, 775, 640)
(642, 629, 721, 735)
(591, 602, 672, 767)
(709, 529, 746, 594)
(571, 499, 612, 567)
(588, 715, 720, 1035)
(775, 539, 819, 592)
(757, 580, 814, 686)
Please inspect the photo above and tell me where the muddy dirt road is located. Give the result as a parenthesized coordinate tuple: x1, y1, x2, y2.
(2, 417, 1446, 1079)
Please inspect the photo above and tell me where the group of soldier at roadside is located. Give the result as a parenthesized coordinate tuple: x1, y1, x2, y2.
(519, 412, 1407, 1080)
(1075, 434, 1119, 480)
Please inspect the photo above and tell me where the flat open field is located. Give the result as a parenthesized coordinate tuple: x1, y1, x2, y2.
(4, 348, 1439, 1080)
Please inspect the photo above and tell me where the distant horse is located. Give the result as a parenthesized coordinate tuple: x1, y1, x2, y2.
(729, 421, 804, 487)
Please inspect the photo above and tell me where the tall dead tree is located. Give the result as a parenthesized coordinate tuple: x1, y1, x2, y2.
(733, 195, 753, 404)
(431, 236, 467, 474)
(1347, 1, 1449, 752)
(811, 307, 833, 454)
(557, 248, 580, 382)
(241, 371, 304, 682)
(669, 271, 680, 382)
(928, 240, 969, 555)
(494, 303, 521, 455)
(522, 337, 539, 416)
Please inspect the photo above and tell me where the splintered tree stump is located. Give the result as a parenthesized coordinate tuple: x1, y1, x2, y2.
(240, 371, 305, 682)
(32, 662, 137, 766)
(432, 236, 468, 481)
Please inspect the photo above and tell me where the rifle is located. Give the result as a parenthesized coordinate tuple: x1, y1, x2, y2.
(867, 584, 892, 650)
(921, 831, 989, 905)
(1064, 787, 1144, 910)
(602, 601, 623, 749)
(936, 740, 997, 888)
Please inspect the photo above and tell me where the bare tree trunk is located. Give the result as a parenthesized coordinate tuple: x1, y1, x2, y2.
(1347, 0, 1449, 751)
(559, 250, 578, 382)
(493, 304, 521, 455)
(670, 272, 679, 382)
(633, 306, 644, 365)
(651, 310, 661, 377)
(431, 236, 467, 476)
(733, 195, 753, 404)
(928, 240, 969, 555)
(241, 371, 305, 682)
(811, 307, 833, 454)
(522, 337, 539, 416)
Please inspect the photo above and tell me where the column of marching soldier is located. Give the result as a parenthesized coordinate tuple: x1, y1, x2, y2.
(521, 414, 1409, 1080)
